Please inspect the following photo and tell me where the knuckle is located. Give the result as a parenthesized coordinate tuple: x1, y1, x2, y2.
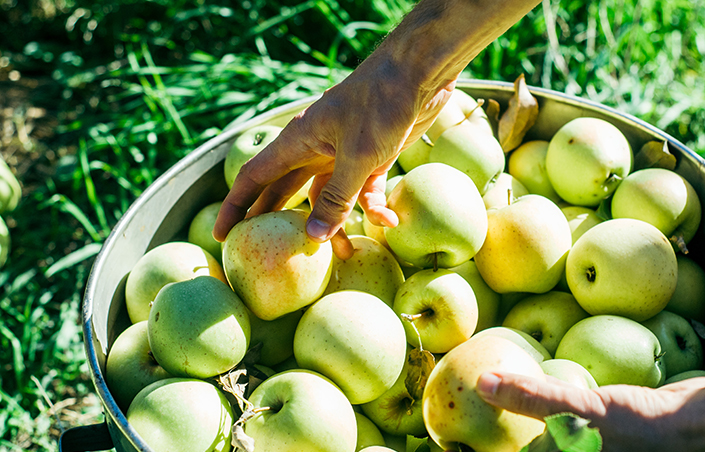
(315, 187, 355, 215)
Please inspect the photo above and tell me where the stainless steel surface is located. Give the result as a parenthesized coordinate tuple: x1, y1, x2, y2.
(80, 79, 705, 451)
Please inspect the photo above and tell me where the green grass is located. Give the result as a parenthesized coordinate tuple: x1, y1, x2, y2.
(1, 0, 704, 450)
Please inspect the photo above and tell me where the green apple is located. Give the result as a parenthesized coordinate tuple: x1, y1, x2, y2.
(363, 211, 389, 247)
(508, 140, 563, 204)
(359, 447, 397, 452)
(471, 326, 552, 362)
(555, 315, 665, 387)
(244, 369, 357, 452)
(355, 412, 387, 451)
(449, 260, 501, 331)
(224, 124, 282, 188)
(125, 241, 227, 323)
(546, 117, 632, 207)
(188, 202, 223, 261)
(293, 290, 407, 404)
(398, 137, 432, 173)
(566, 218, 678, 321)
(247, 308, 303, 367)
(127, 378, 233, 452)
(322, 235, 404, 307)
(393, 268, 478, 353)
(474, 194, 572, 294)
(345, 209, 366, 236)
(540, 358, 598, 390)
(105, 321, 172, 411)
(429, 120, 506, 195)
(360, 349, 427, 437)
(666, 255, 705, 322)
(502, 291, 589, 356)
(0, 155, 21, 213)
(561, 206, 604, 244)
(641, 310, 703, 378)
(222, 209, 333, 320)
(0, 216, 9, 270)
(385, 163, 488, 269)
(611, 168, 702, 251)
(282, 176, 314, 209)
(497, 292, 531, 324)
(664, 369, 705, 385)
(385, 174, 404, 197)
(423, 334, 546, 452)
(482, 172, 529, 210)
(148, 276, 250, 379)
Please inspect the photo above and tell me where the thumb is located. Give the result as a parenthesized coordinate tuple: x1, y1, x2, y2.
(476, 371, 604, 421)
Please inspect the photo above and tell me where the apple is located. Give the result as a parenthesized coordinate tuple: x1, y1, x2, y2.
(323, 235, 405, 307)
(244, 369, 357, 452)
(355, 412, 387, 451)
(105, 321, 172, 411)
(474, 194, 572, 294)
(540, 359, 598, 390)
(482, 172, 529, 210)
(224, 124, 282, 188)
(507, 140, 562, 204)
(497, 292, 531, 323)
(0, 216, 9, 269)
(359, 447, 397, 452)
(125, 241, 227, 323)
(566, 218, 678, 321)
(545, 117, 632, 207)
(126, 378, 233, 452)
(471, 326, 552, 362)
(398, 137, 432, 173)
(148, 276, 250, 379)
(247, 308, 303, 367)
(611, 168, 702, 251)
(345, 208, 366, 236)
(450, 89, 493, 135)
(188, 202, 223, 261)
(641, 310, 703, 378)
(293, 290, 407, 404)
(561, 206, 604, 244)
(666, 255, 705, 322)
(360, 349, 427, 437)
(429, 120, 506, 195)
(423, 334, 546, 452)
(501, 291, 589, 356)
(449, 260, 501, 331)
(664, 370, 705, 385)
(283, 177, 313, 210)
(363, 211, 390, 247)
(222, 209, 333, 320)
(385, 163, 488, 269)
(555, 315, 665, 387)
(393, 268, 478, 353)
(425, 95, 467, 142)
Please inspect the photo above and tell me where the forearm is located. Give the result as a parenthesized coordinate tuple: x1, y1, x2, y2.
(365, 0, 541, 102)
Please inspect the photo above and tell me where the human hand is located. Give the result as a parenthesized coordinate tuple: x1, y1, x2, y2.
(477, 371, 705, 452)
(212, 56, 456, 259)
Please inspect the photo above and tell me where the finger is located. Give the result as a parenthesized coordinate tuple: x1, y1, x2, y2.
(357, 173, 399, 228)
(330, 227, 354, 260)
(306, 157, 375, 242)
(246, 168, 316, 219)
(213, 127, 315, 241)
(476, 371, 607, 421)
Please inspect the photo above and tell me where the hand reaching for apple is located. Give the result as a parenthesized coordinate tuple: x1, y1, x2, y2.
(477, 371, 705, 452)
(212, 0, 543, 258)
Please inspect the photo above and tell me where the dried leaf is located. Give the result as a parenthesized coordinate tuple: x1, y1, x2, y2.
(498, 74, 539, 153)
(404, 348, 436, 401)
(232, 422, 256, 452)
(633, 141, 677, 171)
(484, 99, 501, 136)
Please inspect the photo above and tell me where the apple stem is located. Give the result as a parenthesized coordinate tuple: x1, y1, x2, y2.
(461, 98, 485, 124)
(670, 234, 690, 254)
(586, 266, 596, 283)
(606, 173, 623, 184)
(253, 133, 264, 146)
(421, 133, 434, 147)
(433, 253, 439, 272)
(400, 313, 426, 351)
(507, 188, 513, 206)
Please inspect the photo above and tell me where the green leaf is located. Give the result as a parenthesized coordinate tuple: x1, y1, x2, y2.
(595, 197, 612, 221)
(44, 242, 103, 278)
(520, 412, 602, 452)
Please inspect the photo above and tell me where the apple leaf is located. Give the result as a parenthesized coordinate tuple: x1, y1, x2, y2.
(520, 412, 602, 452)
(498, 74, 539, 153)
(633, 141, 677, 171)
(595, 198, 613, 221)
(405, 348, 436, 402)
(691, 319, 705, 341)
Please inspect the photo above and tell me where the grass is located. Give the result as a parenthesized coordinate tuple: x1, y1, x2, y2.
(1, 0, 704, 450)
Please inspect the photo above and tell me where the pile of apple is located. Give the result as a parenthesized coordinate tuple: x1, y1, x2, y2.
(105, 83, 705, 452)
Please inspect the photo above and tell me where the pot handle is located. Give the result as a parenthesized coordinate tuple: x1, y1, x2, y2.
(59, 422, 114, 452)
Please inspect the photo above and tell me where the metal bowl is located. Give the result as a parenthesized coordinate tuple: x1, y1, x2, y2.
(62, 79, 705, 451)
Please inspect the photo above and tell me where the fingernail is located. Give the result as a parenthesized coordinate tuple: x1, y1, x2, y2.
(306, 218, 331, 241)
(477, 373, 501, 398)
